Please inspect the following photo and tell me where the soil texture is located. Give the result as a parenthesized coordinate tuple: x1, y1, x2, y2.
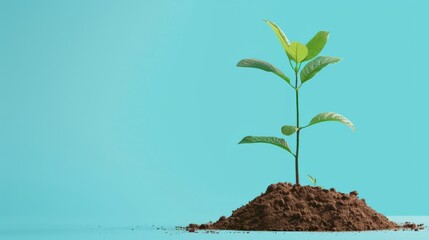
(187, 182, 420, 232)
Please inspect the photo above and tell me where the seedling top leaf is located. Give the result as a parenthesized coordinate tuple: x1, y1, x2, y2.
(305, 31, 329, 61)
(237, 20, 354, 185)
(264, 20, 290, 50)
(286, 42, 308, 63)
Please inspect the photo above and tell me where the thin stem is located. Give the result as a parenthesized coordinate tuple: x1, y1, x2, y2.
(288, 59, 294, 70)
(294, 68, 300, 185)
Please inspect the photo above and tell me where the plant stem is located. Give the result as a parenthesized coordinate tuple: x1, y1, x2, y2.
(294, 69, 300, 185)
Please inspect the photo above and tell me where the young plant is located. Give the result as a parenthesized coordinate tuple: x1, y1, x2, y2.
(308, 175, 317, 187)
(308, 175, 323, 188)
(237, 20, 354, 185)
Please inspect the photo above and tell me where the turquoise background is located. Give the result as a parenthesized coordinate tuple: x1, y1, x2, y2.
(0, 0, 427, 227)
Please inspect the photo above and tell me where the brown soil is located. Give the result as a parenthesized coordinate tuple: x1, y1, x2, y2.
(187, 182, 421, 232)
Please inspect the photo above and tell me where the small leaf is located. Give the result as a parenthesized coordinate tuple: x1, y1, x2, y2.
(264, 20, 290, 51)
(305, 31, 329, 61)
(285, 42, 308, 63)
(300, 56, 341, 84)
(308, 175, 316, 186)
(239, 136, 293, 154)
(237, 58, 290, 84)
(307, 112, 355, 130)
(281, 125, 297, 136)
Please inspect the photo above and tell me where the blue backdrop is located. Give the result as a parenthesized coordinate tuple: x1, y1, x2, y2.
(0, 0, 427, 227)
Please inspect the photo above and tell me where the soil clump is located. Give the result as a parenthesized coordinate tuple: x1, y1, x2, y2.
(187, 183, 420, 232)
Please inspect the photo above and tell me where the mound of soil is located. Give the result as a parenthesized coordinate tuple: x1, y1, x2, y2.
(188, 182, 406, 232)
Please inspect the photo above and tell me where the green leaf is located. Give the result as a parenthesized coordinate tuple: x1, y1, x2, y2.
(307, 112, 355, 130)
(239, 136, 293, 154)
(308, 175, 316, 186)
(305, 31, 329, 61)
(300, 56, 341, 84)
(285, 42, 308, 63)
(237, 58, 290, 84)
(264, 20, 290, 51)
(281, 125, 297, 136)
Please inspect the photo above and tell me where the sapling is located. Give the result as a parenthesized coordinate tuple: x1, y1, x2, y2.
(237, 20, 354, 185)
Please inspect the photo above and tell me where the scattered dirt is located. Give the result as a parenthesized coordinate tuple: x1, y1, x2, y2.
(187, 182, 423, 232)
(402, 222, 425, 231)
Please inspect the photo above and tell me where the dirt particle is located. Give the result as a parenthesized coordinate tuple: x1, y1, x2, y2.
(325, 203, 337, 211)
(266, 184, 277, 193)
(341, 195, 350, 200)
(295, 201, 305, 208)
(274, 199, 285, 206)
(350, 191, 358, 197)
(292, 212, 302, 220)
